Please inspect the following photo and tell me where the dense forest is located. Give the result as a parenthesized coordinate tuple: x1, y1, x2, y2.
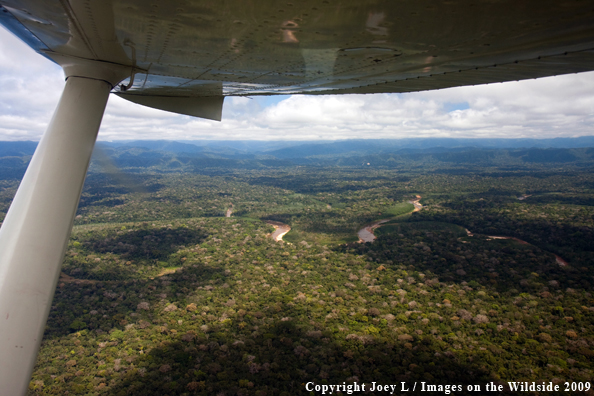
(0, 140, 593, 395)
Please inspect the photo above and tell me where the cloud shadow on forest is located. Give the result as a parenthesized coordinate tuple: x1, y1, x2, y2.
(47, 253, 224, 340)
(106, 319, 491, 396)
(81, 226, 209, 262)
(346, 219, 593, 296)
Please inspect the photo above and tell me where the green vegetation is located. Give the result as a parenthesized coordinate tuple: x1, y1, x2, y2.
(385, 202, 415, 217)
(0, 142, 593, 395)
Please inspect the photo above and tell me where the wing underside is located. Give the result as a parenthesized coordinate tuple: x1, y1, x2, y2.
(2, 0, 594, 117)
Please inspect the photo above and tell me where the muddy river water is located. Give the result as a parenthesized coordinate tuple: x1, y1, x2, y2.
(357, 197, 423, 243)
(265, 220, 291, 242)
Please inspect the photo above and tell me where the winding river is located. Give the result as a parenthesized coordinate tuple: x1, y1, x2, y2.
(265, 220, 291, 242)
(357, 219, 390, 243)
(356, 197, 568, 266)
(358, 197, 423, 243)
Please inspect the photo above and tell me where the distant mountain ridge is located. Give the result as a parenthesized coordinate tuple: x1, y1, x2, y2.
(0, 137, 594, 179)
(101, 136, 594, 154)
(4, 136, 594, 156)
(0, 141, 38, 157)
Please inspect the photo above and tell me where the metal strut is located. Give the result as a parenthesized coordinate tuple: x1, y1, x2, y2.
(0, 76, 112, 395)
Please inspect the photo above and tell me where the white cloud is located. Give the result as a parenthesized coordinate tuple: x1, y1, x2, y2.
(0, 29, 63, 134)
(1, 25, 594, 141)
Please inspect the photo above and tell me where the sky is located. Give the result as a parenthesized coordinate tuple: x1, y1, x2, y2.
(1, 25, 594, 142)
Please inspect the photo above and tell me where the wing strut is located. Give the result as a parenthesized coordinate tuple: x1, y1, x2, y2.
(0, 71, 121, 394)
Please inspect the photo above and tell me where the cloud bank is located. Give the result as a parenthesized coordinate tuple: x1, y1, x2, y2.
(1, 26, 594, 142)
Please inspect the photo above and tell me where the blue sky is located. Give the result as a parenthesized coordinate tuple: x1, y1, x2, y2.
(1, 25, 594, 141)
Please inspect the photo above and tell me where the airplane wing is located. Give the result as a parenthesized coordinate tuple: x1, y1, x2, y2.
(2, 0, 594, 119)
